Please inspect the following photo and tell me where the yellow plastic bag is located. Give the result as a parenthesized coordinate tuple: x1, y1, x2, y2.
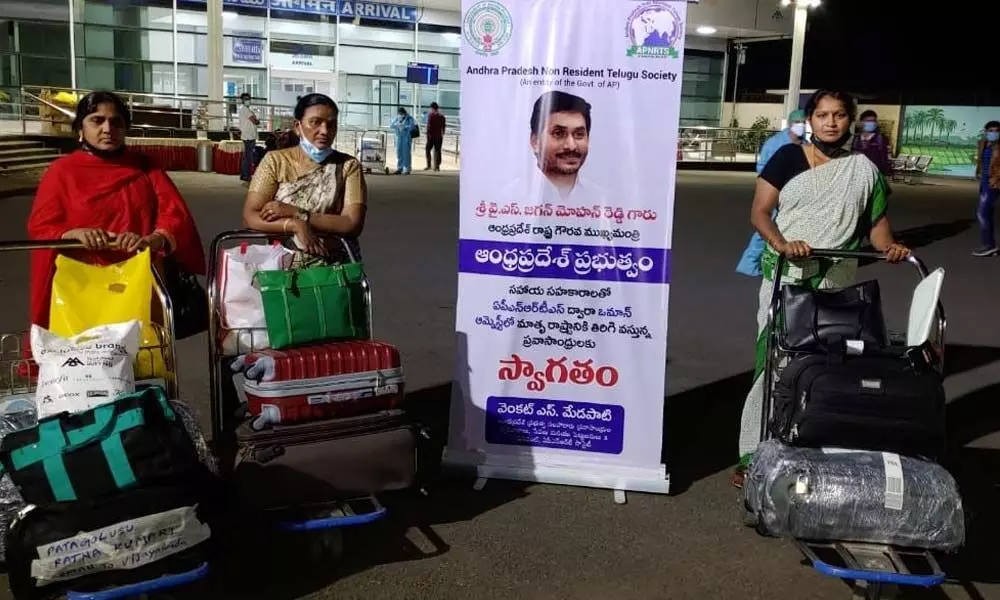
(48, 250, 167, 380)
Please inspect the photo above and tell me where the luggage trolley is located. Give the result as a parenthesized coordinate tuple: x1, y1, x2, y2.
(356, 130, 390, 175)
(752, 249, 949, 600)
(205, 231, 387, 558)
(0, 239, 208, 599)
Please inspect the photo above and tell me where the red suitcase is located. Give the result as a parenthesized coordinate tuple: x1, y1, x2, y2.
(239, 341, 404, 426)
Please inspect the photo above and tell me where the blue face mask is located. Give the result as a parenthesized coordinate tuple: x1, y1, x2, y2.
(299, 137, 332, 163)
(987, 131, 1000, 143)
(862, 121, 878, 133)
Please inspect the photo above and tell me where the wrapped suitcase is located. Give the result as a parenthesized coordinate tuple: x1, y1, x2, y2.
(233, 409, 419, 513)
(745, 440, 965, 551)
(237, 341, 404, 427)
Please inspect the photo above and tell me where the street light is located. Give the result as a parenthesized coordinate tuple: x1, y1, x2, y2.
(783, 0, 820, 117)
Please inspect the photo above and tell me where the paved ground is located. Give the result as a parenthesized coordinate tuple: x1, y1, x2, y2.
(0, 170, 998, 600)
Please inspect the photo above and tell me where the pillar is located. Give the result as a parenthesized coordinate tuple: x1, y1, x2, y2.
(206, 0, 224, 129)
(783, 4, 808, 117)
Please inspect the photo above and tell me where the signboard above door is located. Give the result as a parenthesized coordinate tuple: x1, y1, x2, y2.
(185, 0, 420, 23)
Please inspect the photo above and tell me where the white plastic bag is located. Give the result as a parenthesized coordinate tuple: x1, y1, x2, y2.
(218, 244, 292, 356)
(31, 321, 141, 418)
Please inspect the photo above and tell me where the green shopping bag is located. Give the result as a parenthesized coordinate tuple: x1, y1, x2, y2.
(255, 262, 370, 349)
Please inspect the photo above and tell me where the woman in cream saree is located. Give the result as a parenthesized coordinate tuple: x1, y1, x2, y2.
(733, 90, 910, 487)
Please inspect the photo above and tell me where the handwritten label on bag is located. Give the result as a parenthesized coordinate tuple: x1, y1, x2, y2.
(30, 505, 210, 585)
(882, 452, 905, 511)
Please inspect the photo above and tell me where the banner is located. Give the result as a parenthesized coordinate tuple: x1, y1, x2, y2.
(447, 0, 686, 495)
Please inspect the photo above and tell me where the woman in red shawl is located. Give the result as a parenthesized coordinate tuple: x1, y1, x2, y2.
(27, 90, 205, 328)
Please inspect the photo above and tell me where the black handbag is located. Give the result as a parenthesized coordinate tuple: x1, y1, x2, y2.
(780, 279, 889, 351)
(770, 352, 946, 459)
(162, 257, 208, 340)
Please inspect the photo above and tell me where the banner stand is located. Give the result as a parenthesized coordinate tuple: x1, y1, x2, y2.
(443, 450, 671, 503)
(448, 0, 687, 502)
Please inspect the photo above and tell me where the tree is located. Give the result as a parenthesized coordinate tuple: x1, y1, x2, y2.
(926, 108, 945, 141)
(909, 111, 927, 141)
(942, 119, 957, 142)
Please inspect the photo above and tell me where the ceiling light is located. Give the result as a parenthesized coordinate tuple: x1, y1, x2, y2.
(696, 26, 717, 35)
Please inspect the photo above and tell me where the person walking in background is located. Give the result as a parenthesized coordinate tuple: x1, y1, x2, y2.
(853, 110, 892, 176)
(735, 109, 809, 276)
(425, 102, 446, 171)
(973, 120, 1000, 257)
(391, 107, 416, 175)
(238, 92, 260, 183)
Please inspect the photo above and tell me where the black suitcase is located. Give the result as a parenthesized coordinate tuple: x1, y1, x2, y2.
(4, 482, 218, 600)
(233, 409, 423, 514)
(771, 353, 945, 458)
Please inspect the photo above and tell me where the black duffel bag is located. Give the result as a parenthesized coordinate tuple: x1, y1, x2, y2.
(0, 387, 203, 506)
(4, 482, 219, 600)
(780, 279, 889, 352)
(770, 351, 946, 459)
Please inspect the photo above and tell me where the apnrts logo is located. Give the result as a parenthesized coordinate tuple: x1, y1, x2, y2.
(463, 1, 513, 57)
(626, 1, 683, 59)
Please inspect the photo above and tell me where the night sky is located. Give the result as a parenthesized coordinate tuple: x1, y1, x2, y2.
(730, 0, 1000, 105)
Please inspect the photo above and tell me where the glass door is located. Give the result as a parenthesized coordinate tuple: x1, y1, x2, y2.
(376, 78, 398, 127)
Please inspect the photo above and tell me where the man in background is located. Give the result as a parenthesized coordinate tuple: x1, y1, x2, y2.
(974, 120, 1000, 257)
(238, 92, 260, 183)
(735, 109, 809, 276)
(425, 102, 446, 171)
(853, 110, 892, 176)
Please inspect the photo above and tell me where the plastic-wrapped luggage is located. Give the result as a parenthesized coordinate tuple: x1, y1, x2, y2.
(745, 440, 965, 551)
(1, 394, 36, 562)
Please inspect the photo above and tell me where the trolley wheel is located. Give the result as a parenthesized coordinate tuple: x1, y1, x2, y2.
(852, 582, 899, 600)
(305, 528, 344, 564)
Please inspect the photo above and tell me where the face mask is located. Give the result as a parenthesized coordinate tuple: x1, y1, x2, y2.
(299, 137, 332, 163)
(81, 138, 125, 159)
(790, 123, 806, 137)
(243, 100, 250, 106)
(987, 131, 1000, 143)
(862, 121, 878, 133)
(812, 132, 853, 159)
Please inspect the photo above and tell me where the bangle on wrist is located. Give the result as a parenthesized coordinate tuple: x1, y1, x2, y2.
(282, 218, 292, 232)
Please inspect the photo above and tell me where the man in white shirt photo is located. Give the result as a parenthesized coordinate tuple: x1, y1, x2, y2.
(238, 92, 260, 183)
(501, 90, 608, 206)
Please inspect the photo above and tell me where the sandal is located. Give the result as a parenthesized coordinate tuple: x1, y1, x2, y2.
(731, 453, 754, 489)
(731, 467, 747, 489)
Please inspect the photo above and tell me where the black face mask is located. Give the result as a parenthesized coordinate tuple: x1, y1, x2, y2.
(81, 139, 125, 159)
(811, 132, 852, 159)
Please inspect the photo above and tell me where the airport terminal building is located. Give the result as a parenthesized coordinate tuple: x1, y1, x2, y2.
(0, 0, 793, 128)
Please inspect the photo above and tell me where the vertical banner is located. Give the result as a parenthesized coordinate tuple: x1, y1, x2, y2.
(447, 0, 686, 494)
